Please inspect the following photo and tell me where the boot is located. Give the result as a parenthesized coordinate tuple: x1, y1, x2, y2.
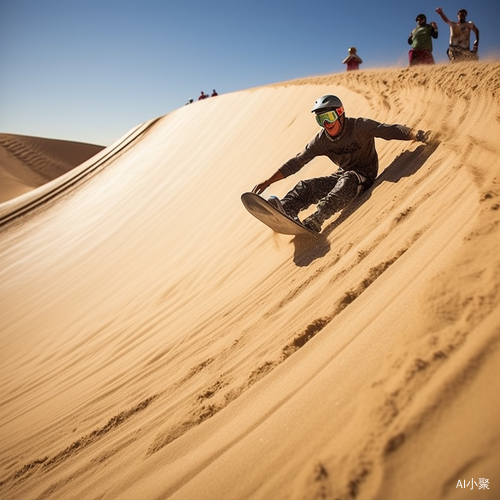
(302, 212, 324, 233)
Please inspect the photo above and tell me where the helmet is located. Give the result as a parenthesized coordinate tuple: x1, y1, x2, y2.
(311, 95, 344, 114)
(348, 47, 357, 53)
(415, 13, 426, 22)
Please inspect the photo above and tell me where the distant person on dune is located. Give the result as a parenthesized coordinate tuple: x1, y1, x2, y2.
(408, 13, 439, 66)
(342, 47, 363, 71)
(211, 89, 219, 97)
(252, 95, 431, 233)
(435, 7, 479, 62)
(198, 91, 208, 100)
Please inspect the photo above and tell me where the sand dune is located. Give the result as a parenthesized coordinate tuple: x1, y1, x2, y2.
(0, 134, 104, 203)
(1, 61, 499, 500)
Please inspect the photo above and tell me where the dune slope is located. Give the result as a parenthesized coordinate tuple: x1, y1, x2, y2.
(0, 134, 104, 203)
(1, 62, 500, 500)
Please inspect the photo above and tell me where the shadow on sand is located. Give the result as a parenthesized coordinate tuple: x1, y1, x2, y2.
(291, 142, 439, 267)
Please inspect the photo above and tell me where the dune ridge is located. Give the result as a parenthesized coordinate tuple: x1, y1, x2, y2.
(0, 134, 105, 203)
(1, 61, 499, 499)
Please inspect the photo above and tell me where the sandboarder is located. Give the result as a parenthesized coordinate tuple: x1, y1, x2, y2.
(252, 95, 431, 233)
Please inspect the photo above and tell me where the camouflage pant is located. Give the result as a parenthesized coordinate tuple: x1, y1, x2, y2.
(447, 46, 478, 63)
(281, 171, 366, 220)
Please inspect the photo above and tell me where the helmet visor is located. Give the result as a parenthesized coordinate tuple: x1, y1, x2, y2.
(315, 106, 344, 127)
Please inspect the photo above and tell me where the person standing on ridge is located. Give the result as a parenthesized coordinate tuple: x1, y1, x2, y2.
(252, 95, 431, 233)
(435, 7, 479, 62)
(408, 13, 438, 66)
(342, 47, 363, 71)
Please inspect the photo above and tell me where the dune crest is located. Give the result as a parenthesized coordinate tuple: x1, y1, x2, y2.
(1, 61, 500, 499)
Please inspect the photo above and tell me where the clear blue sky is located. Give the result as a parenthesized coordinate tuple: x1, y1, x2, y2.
(1, 0, 498, 146)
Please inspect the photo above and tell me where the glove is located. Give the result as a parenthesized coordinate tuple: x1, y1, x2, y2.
(415, 129, 431, 143)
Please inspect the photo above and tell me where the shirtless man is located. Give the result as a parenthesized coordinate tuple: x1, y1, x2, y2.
(436, 7, 479, 62)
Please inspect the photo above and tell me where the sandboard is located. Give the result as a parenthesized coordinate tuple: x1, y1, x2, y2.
(241, 192, 319, 237)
